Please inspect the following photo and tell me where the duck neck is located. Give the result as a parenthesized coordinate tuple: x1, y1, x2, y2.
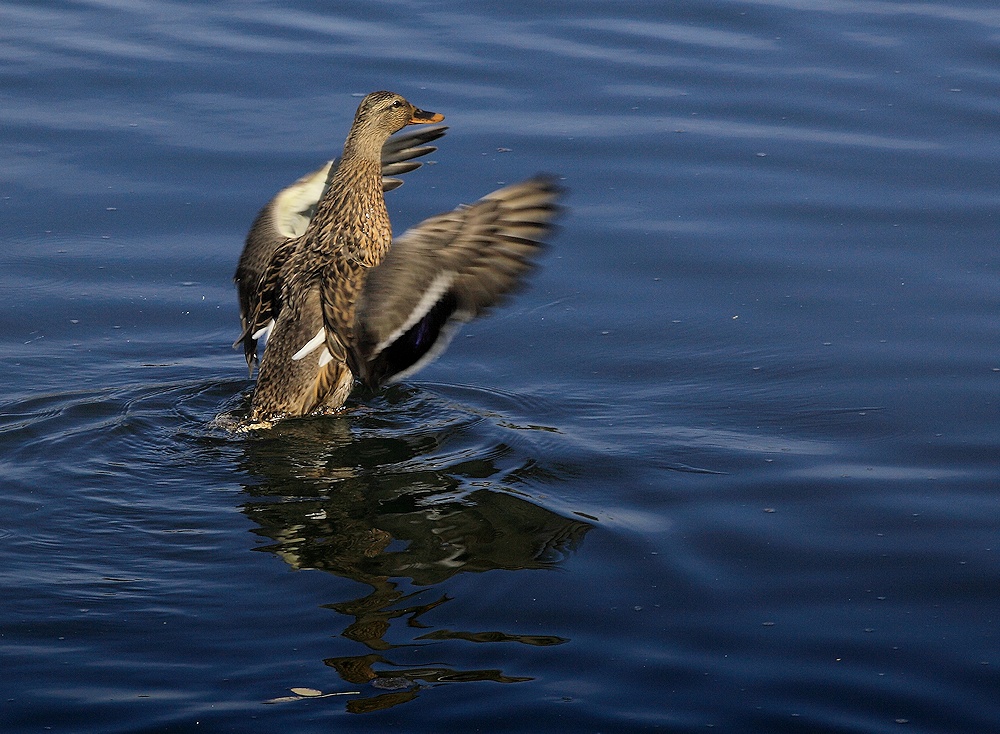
(342, 120, 388, 162)
(306, 130, 392, 268)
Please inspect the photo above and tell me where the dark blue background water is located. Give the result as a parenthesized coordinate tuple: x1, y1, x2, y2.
(2, 1, 998, 732)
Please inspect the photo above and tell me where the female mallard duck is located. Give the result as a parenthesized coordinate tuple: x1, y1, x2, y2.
(234, 117, 447, 371)
(235, 91, 562, 427)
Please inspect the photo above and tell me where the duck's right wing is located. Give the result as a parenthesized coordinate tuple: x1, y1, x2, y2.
(353, 175, 564, 390)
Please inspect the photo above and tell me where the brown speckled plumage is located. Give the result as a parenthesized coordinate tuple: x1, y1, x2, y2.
(234, 101, 447, 374)
(234, 91, 562, 428)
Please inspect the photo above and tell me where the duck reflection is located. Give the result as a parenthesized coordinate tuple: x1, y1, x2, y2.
(236, 392, 591, 712)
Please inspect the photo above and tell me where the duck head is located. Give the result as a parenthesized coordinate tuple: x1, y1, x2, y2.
(343, 91, 444, 158)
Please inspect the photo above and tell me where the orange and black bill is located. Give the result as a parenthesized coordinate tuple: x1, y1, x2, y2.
(409, 107, 445, 124)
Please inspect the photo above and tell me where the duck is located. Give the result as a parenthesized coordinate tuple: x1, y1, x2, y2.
(234, 91, 562, 427)
(234, 118, 448, 372)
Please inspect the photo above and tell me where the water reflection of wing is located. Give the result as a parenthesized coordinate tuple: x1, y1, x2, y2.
(248, 487, 588, 583)
(235, 407, 592, 712)
(238, 412, 590, 583)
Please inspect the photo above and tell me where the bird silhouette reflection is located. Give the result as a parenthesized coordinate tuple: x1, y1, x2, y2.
(235, 386, 591, 712)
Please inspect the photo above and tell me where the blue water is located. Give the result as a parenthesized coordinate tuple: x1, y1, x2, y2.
(3, 1, 999, 732)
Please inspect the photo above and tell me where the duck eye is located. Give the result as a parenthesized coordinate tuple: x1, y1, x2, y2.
(390, 100, 402, 109)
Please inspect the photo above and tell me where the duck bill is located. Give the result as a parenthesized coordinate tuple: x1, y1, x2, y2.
(409, 107, 445, 124)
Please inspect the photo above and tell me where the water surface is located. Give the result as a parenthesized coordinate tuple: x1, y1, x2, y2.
(2, 1, 999, 732)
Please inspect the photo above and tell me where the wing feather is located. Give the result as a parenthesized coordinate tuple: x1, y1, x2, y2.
(354, 175, 563, 388)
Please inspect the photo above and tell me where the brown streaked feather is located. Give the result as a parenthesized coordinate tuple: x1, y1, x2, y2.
(317, 260, 357, 365)
(248, 281, 327, 421)
(247, 91, 432, 422)
(237, 91, 563, 428)
(353, 175, 563, 389)
(307, 359, 355, 415)
(233, 239, 296, 370)
(234, 124, 446, 373)
(309, 158, 391, 269)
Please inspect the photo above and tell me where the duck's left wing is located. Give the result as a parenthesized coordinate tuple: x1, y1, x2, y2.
(380, 124, 447, 191)
(234, 166, 333, 370)
(233, 239, 297, 371)
(353, 175, 563, 389)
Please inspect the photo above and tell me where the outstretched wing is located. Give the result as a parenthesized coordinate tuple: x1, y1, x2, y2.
(353, 175, 563, 389)
(234, 125, 447, 372)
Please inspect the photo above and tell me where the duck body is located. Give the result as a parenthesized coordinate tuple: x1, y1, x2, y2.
(249, 157, 387, 420)
(234, 112, 447, 372)
(235, 91, 562, 427)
